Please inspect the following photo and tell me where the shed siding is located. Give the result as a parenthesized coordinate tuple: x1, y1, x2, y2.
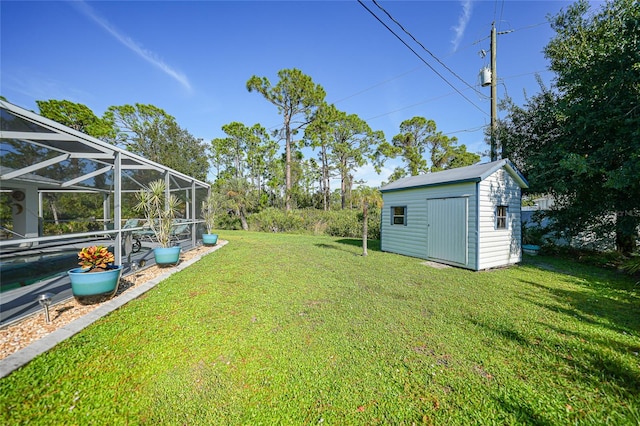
(381, 182, 477, 269)
(381, 189, 429, 260)
(477, 169, 522, 269)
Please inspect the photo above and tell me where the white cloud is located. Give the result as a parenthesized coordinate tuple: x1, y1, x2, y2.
(352, 162, 400, 189)
(73, 1, 192, 92)
(451, 0, 473, 52)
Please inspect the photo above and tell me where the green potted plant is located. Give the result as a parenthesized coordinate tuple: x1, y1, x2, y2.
(134, 179, 183, 265)
(522, 223, 545, 255)
(67, 245, 122, 304)
(201, 192, 220, 245)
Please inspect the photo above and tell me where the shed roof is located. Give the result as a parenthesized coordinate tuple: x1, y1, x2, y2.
(380, 159, 529, 193)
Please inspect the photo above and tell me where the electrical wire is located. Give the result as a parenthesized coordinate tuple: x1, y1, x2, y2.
(371, 0, 483, 98)
(330, 65, 424, 104)
(357, 0, 488, 116)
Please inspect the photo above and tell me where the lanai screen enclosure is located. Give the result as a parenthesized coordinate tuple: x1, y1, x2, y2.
(380, 159, 529, 271)
(0, 100, 210, 320)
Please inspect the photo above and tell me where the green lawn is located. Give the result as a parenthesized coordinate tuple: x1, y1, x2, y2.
(1, 232, 638, 424)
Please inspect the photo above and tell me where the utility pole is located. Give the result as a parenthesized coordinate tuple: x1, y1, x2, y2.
(490, 22, 497, 161)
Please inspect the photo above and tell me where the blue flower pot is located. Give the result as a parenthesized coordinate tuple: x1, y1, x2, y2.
(154, 246, 181, 266)
(202, 233, 218, 246)
(522, 244, 541, 255)
(68, 265, 122, 304)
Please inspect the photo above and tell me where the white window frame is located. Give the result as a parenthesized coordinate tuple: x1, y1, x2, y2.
(496, 205, 508, 229)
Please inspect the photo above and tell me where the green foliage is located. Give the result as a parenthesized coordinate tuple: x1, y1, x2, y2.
(42, 220, 102, 236)
(246, 208, 381, 239)
(247, 68, 327, 211)
(622, 254, 640, 276)
(0, 192, 13, 226)
(247, 207, 305, 233)
(133, 180, 183, 247)
(304, 103, 384, 209)
(499, 0, 640, 253)
(1, 233, 638, 424)
(390, 116, 479, 176)
(219, 177, 257, 231)
(392, 116, 433, 175)
(200, 192, 223, 234)
(36, 99, 116, 140)
(107, 103, 210, 181)
(522, 224, 547, 246)
(211, 122, 277, 187)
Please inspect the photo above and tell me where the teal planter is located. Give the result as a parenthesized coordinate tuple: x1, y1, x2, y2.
(154, 246, 181, 266)
(68, 265, 122, 304)
(202, 233, 218, 245)
(522, 244, 541, 255)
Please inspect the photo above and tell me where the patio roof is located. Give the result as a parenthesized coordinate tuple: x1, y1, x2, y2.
(0, 99, 210, 263)
(0, 99, 209, 194)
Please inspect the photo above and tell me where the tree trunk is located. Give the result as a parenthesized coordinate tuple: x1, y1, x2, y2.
(285, 118, 292, 212)
(49, 198, 59, 225)
(616, 213, 637, 255)
(340, 159, 347, 210)
(239, 207, 249, 231)
(322, 146, 330, 211)
(362, 202, 369, 256)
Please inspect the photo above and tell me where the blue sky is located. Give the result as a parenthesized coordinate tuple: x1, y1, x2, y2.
(2, 0, 580, 186)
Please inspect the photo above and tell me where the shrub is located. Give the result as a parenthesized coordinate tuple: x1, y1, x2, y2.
(248, 208, 305, 233)
(245, 208, 380, 239)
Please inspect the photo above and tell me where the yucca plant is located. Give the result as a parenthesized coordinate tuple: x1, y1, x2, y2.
(201, 192, 222, 234)
(133, 180, 183, 248)
(77, 245, 115, 272)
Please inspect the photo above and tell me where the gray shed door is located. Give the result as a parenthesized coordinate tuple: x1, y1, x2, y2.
(427, 197, 468, 265)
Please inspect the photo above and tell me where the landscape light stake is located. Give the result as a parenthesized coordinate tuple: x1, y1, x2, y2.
(36, 293, 54, 324)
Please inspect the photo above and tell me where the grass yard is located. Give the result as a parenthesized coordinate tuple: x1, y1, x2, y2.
(1, 232, 638, 424)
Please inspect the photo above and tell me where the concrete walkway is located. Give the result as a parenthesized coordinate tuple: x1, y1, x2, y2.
(0, 240, 227, 379)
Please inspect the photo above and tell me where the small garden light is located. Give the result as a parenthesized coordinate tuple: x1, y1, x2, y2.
(37, 293, 55, 324)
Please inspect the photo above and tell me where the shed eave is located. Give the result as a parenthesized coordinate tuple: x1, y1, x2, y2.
(380, 177, 481, 193)
(477, 159, 529, 189)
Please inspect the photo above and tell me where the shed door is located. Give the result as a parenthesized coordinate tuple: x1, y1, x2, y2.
(427, 197, 468, 265)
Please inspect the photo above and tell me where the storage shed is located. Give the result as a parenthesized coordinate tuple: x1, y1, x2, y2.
(380, 159, 529, 271)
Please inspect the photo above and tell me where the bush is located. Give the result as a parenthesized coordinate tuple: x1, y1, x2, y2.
(43, 220, 98, 236)
(248, 208, 305, 233)
(244, 208, 381, 239)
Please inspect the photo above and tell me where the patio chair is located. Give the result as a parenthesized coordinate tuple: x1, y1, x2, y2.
(169, 222, 191, 244)
(133, 220, 158, 243)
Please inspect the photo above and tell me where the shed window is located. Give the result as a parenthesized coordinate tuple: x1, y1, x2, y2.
(391, 206, 407, 225)
(496, 205, 508, 229)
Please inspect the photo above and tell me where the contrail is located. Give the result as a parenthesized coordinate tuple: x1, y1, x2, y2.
(72, 0, 192, 92)
(451, 0, 473, 52)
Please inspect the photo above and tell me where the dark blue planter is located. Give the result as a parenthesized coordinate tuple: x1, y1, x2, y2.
(154, 246, 181, 266)
(202, 233, 218, 246)
(68, 265, 122, 304)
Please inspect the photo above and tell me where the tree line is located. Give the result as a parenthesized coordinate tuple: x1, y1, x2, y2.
(11, 69, 479, 231)
(495, 0, 639, 254)
(5, 0, 636, 254)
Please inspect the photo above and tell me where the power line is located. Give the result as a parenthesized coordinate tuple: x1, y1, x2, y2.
(330, 66, 424, 104)
(357, 0, 488, 116)
(371, 0, 483, 98)
(444, 125, 486, 136)
(364, 91, 458, 121)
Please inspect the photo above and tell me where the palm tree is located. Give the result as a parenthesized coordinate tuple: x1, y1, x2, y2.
(353, 186, 383, 256)
(222, 177, 256, 231)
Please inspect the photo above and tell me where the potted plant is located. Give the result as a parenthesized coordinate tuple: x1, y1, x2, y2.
(67, 245, 122, 304)
(522, 223, 545, 255)
(134, 179, 183, 265)
(201, 192, 220, 245)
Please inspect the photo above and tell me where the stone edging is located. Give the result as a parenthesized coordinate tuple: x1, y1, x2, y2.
(0, 241, 228, 379)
